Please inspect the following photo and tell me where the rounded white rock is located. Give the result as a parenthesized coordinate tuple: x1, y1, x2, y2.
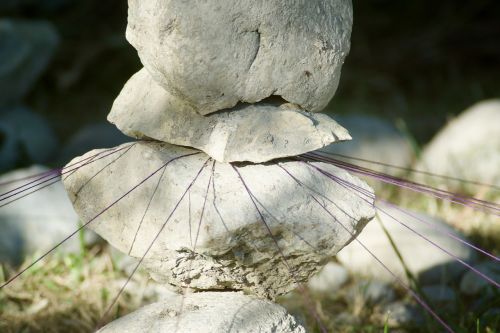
(126, 0, 353, 114)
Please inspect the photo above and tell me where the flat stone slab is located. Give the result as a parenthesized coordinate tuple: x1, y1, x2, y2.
(63, 141, 375, 299)
(127, 0, 352, 114)
(97, 292, 306, 333)
(109, 68, 350, 163)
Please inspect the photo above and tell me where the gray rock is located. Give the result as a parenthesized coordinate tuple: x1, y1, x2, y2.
(0, 166, 93, 266)
(58, 122, 130, 164)
(419, 99, 500, 188)
(319, 114, 414, 171)
(337, 203, 476, 285)
(109, 68, 350, 163)
(0, 20, 59, 107)
(0, 106, 58, 172)
(354, 280, 396, 305)
(97, 292, 306, 333)
(460, 262, 499, 296)
(63, 141, 375, 299)
(421, 285, 456, 305)
(381, 301, 422, 327)
(127, 0, 352, 114)
(307, 262, 349, 294)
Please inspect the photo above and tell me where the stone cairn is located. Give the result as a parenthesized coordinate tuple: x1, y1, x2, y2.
(63, 1, 375, 332)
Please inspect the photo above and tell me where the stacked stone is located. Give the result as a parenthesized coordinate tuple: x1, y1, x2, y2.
(63, 1, 375, 332)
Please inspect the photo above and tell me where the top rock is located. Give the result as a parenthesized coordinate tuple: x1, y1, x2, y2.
(127, 0, 353, 115)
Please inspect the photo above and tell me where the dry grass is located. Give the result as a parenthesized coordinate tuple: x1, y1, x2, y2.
(0, 174, 498, 333)
(0, 246, 155, 333)
(2, 135, 493, 328)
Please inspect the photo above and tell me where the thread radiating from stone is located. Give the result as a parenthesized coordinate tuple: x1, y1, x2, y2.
(63, 1, 364, 332)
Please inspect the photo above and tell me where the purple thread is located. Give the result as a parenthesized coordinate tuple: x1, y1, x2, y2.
(0, 145, 126, 194)
(97, 157, 210, 328)
(0, 144, 134, 203)
(307, 161, 500, 289)
(380, 200, 500, 262)
(314, 151, 500, 191)
(309, 195, 455, 333)
(306, 152, 500, 209)
(0, 152, 200, 290)
(302, 153, 500, 216)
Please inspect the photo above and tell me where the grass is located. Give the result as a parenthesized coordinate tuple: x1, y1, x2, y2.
(0, 245, 157, 333)
(278, 177, 499, 333)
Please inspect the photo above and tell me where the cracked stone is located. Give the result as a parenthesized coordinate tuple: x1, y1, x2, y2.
(63, 141, 375, 299)
(108, 68, 351, 163)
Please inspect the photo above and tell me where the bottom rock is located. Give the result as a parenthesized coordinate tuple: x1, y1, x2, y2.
(97, 292, 306, 333)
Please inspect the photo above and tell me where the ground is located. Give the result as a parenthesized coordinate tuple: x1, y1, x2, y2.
(1, 180, 498, 333)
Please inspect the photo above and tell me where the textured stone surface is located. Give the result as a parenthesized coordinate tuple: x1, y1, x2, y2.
(419, 99, 500, 188)
(63, 141, 375, 298)
(109, 68, 350, 163)
(97, 292, 306, 333)
(0, 106, 58, 172)
(0, 19, 58, 107)
(127, 0, 352, 114)
(337, 203, 476, 285)
(320, 114, 414, 172)
(0, 166, 97, 266)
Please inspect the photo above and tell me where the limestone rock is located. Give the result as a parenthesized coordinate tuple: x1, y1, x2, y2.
(63, 141, 375, 299)
(127, 0, 353, 114)
(109, 68, 350, 163)
(337, 203, 476, 285)
(0, 166, 96, 266)
(419, 99, 500, 188)
(0, 19, 59, 107)
(97, 292, 306, 333)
